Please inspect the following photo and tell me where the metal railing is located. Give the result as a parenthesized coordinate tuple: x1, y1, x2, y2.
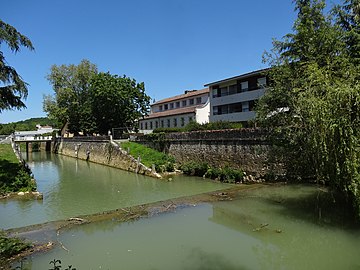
(13, 136, 53, 142)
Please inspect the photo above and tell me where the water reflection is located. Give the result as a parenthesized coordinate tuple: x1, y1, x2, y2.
(22, 185, 360, 270)
(0, 152, 227, 229)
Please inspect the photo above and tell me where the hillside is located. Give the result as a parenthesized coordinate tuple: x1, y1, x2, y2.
(0, 117, 60, 135)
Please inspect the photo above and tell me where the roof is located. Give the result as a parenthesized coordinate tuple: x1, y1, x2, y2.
(141, 106, 199, 120)
(204, 68, 270, 87)
(152, 88, 209, 106)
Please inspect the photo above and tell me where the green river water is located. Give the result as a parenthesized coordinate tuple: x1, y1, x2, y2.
(3, 152, 360, 269)
(0, 152, 228, 229)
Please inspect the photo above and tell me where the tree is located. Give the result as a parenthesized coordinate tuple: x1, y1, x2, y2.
(0, 19, 34, 112)
(333, 0, 360, 64)
(89, 72, 150, 134)
(44, 61, 151, 135)
(257, 0, 360, 218)
(43, 59, 98, 134)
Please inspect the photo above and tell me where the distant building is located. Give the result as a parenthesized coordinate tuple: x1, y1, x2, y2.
(205, 68, 269, 123)
(13, 125, 58, 141)
(138, 88, 210, 134)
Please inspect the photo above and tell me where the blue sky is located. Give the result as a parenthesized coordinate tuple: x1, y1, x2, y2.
(1, 0, 339, 123)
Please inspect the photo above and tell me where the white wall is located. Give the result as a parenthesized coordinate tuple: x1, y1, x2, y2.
(195, 99, 210, 124)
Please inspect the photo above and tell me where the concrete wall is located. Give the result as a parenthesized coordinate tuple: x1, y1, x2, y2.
(137, 129, 284, 178)
(53, 137, 161, 178)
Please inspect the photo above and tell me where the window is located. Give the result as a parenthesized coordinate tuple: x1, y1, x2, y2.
(188, 116, 193, 122)
(180, 117, 185, 127)
(140, 123, 143, 130)
(189, 99, 194, 105)
(170, 103, 174, 109)
(150, 121, 153, 129)
(176, 101, 180, 108)
(212, 88, 218, 98)
(161, 120, 164, 128)
(196, 97, 202, 104)
(229, 84, 237, 95)
(164, 104, 168, 110)
(257, 77, 267, 88)
(159, 105, 163, 111)
(213, 106, 219, 115)
(214, 105, 229, 115)
(241, 81, 248, 92)
(173, 118, 177, 127)
(167, 119, 170, 127)
(222, 105, 229, 114)
(220, 86, 228, 97)
(212, 87, 220, 98)
(182, 100, 187, 107)
(242, 101, 249, 112)
(145, 122, 148, 129)
(228, 103, 242, 114)
(155, 121, 158, 128)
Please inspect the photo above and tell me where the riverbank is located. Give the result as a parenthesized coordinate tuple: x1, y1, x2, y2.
(0, 144, 37, 196)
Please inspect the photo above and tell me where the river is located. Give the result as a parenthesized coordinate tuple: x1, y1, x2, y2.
(0, 152, 228, 229)
(21, 185, 360, 270)
(4, 152, 360, 269)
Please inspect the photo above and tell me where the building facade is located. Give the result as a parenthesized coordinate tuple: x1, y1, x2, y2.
(205, 69, 269, 123)
(139, 88, 210, 134)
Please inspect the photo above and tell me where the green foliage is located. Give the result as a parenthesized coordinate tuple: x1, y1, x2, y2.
(333, 0, 360, 65)
(180, 161, 243, 183)
(152, 127, 184, 133)
(257, 0, 360, 217)
(180, 161, 209, 176)
(89, 72, 150, 135)
(0, 117, 59, 135)
(0, 19, 34, 112)
(49, 259, 77, 270)
(153, 121, 242, 133)
(43, 59, 98, 135)
(0, 231, 30, 260)
(121, 141, 175, 173)
(44, 61, 151, 135)
(0, 144, 35, 194)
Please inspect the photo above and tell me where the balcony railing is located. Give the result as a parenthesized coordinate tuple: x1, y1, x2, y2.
(212, 86, 265, 98)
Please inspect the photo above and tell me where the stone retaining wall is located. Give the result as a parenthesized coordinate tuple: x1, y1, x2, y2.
(53, 138, 161, 178)
(137, 129, 284, 178)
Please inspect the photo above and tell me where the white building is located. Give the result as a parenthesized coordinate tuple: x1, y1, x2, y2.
(139, 88, 210, 134)
(205, 69, 269, 123)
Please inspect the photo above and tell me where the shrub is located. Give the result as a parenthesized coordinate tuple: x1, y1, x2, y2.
(181, 161, 244, 183)
(153, 127, 183, 133)
(180, 161, 209, 176)
(12, 168, 36, 192)
(0, 231, 31, 259)
(153, 121, 243, 134)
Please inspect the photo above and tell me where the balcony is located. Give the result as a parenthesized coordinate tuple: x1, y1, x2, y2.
(211, 88, 266, 107)
(210, 111, 256, 122)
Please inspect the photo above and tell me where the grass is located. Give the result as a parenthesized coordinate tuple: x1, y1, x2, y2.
(120, 141, 175, 173)
(0, 144, 36, 195)
(0, 144, 19, 163)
